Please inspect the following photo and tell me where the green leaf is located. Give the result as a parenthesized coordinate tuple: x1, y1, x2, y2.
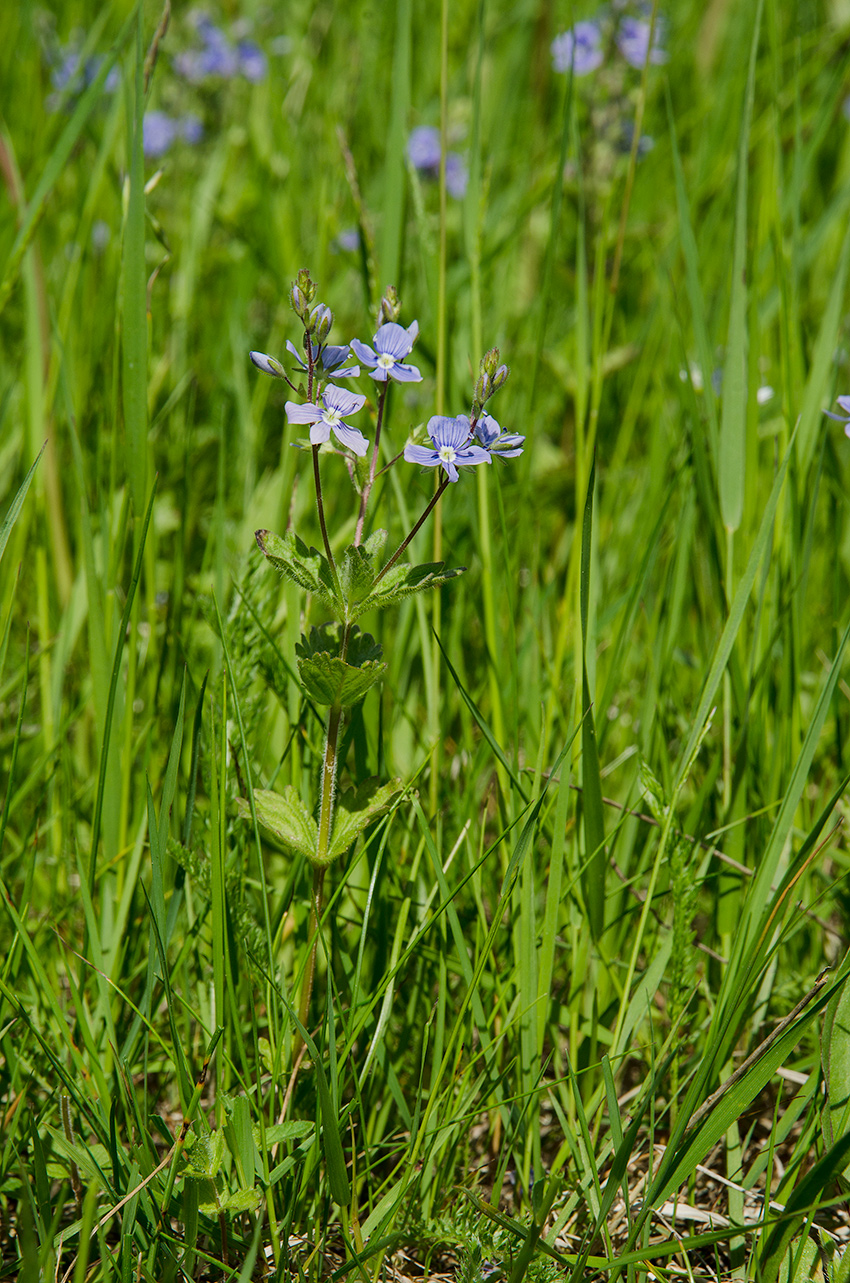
(339, 543, 378, 605)
(236, 788, 317, 860)
(253, 1121, 314, 1147)
(0, 442, 45, 570)
(221, 1189, 262, 1215)
(255, 529, 341, 613)
(296, 625, 386, 706)
(184, 1130, 225, 1180)
(359, 561, 465, 616)
(328, 778, 403, 861)
(822, 970, 850, 1181)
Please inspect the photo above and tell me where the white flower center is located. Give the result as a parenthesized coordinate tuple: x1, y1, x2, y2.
(438, 445, 457, 464)
(377, 352, 396, 370)
(324, 408, 341, 427)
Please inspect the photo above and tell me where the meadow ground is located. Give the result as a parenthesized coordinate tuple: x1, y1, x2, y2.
(2, 0, 850, 1279)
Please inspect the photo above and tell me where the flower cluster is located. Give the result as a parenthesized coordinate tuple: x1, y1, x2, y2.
(407, 126, 468, 200)
(551, 8, 667, 76)
(174, 13, 267, 84)
(250, 273, 523, 495)
(143, 111, 204, 158)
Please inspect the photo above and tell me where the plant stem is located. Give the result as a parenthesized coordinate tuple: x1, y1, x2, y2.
(299, 622, 350, 1041)
(297, 863, 326, 1040)
(373, 475, 449, 587)
(312, 444, 337, 576)
(354, 381, 388, 545)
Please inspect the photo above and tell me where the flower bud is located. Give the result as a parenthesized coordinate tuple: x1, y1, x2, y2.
(295, 267, 317, 303)
(378, 285, 401, 326)
(290, 283, 308, 319)
(250, 350, 286, 378)
(480, 346, 500, 377)
(493, 363, 510, 390)
(311, 303, 333, 342)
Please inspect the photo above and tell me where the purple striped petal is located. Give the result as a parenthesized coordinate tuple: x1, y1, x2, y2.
(286, 400, 323, 424)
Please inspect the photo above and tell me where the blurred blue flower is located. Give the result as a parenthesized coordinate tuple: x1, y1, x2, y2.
(473, 413, 525, 459)
(824, 396, 850, 438)
(237, 39, 267, 82)
(143, 111, 178, 157)
(404, 415, 490, 483)
(48, 43, 120, 105)
(180, 113, 204, 144)
(335, 228, 360, 253)
(143, 111, 204, 157)
(285, 386, 369, 456)
(285, 340, 360, 380)
(551, 21, 604, 75)
(445, 153, 468, 199)
(616, 16, 667, 68)
(351, 322, 422, 383)
(407, 127, 467, 200)
(175, 15, 267, 83)
(407, 126, 441, 170)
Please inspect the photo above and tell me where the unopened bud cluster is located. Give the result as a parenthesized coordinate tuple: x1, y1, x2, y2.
(376, 286, 401, 328)
(471, 347, 510, 418)
(290, 267, 318, 321)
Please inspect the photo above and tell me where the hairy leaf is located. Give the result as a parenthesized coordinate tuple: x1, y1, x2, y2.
(328, 778, 403, 860)
(255, 529, 341, 613)
(236, 788, 317, 860)
(296, 625, 385, 705)
(358, 561, 465, 616)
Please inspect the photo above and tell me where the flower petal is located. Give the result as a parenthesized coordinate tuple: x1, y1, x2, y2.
(389, 361, 422, 383)
(309, 421, 332, 445)
(286, 400, 323, 424)
(404, 444, 440, 467)
(456, 445, 490, 466)
(350, 338, 378, 367)
(374, 322, 413, 360)
(332, 423, 369, 456)
(323, 386, 366, 415)
(837, 396, 850, 415)
(427, 415, 469, 449)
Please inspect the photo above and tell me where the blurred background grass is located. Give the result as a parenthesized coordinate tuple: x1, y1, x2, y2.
(2, 0, 850, 1279)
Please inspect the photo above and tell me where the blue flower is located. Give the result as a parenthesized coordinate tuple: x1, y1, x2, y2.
(445, 153, 468, 199)
(284, 341, 360, 380)
(616, 17, 667, 69)
(142, 111, 204, 157)
(473, 413, 525, 459)
(351, 322, 422, 383)
(407, 127, 468, 200)
(237, 39, 267, 82)
(407, 126, 441, 170)
(551, 21, 604, 75)
(285, 386, 369, 456)
(824, 396, 850, 439)
(143, 111, 178, 157)
(404, 415, 490, 483)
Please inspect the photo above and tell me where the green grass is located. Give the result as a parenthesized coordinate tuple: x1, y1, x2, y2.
(2, 0, 850, 1279)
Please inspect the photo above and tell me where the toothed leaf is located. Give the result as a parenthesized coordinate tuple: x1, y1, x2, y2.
(236, 788, 317, 860)
(357, 561, 465, 616)
(328, 777, 403, 860)
(255, 529, 341, 613)
(296, 625, 385, 706)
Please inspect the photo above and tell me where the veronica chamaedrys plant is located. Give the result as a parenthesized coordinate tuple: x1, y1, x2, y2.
(242, 270, 520, 1031)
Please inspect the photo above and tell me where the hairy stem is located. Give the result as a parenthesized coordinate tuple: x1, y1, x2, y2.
(354, 381, 388, 546)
